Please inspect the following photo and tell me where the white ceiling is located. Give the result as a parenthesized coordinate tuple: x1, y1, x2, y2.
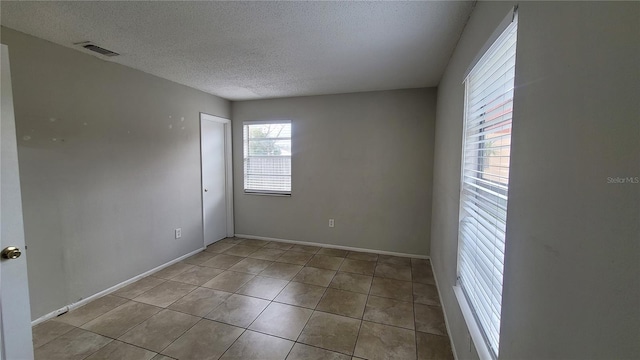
(0, 1, 474, 101)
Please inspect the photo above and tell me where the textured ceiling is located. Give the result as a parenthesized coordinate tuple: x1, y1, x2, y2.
(0, 1, 474, 100)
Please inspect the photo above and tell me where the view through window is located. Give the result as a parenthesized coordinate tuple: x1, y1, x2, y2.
(243, 121, 291, 195)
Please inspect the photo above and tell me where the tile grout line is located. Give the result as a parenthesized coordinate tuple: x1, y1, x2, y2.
(170, 241, 262, 359)
(350, 253, 378, 359)
(140, 240, 262, 358)
(298, 253, 333, 337)
(216, 326, 248, 359)
(292, 251, 350, 356)
(110, 288, 203, 355)
(217, 244, 317, 359)
(79, 337, 113, 360)
(67, 300, 177, 359)
(210, 244, 312, 359)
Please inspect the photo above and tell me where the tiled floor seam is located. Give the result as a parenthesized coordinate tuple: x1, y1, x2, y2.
(116, 310, 200, 355)
(110, 282, 219, 355)
(293, 341, 354, 358)
(351, 257, 377, 359)
(361, 317, 416, 332)
(32, 323, 79, 350)
(416, 330, 449, 338)
(291, 273, 333, 354)
(212, 326, 248, 360)
(412, 266, 419, 360)
(76, 337, 115, 360)
(283, 341, 296, 360)
(85, 338, 156, 360)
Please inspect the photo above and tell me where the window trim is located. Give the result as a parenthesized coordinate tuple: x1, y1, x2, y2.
(454, 285, 494, 360)
(455, 6, 518, 360)
(242, 120, 292, 196)
(463, 5, 519, 80)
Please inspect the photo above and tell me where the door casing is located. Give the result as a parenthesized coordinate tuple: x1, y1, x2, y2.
(200, 113, 234, 247)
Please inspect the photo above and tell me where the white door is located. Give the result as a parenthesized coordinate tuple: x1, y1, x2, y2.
(1, 44, 34, 360)
(200, 114, 233, 246)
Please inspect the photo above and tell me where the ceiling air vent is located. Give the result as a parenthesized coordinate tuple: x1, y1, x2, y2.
(73, 41, 119, 57)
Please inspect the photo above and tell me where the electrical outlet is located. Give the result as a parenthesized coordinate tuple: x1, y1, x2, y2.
(329, 219, 335, 228)
(175, 228, 182, 239)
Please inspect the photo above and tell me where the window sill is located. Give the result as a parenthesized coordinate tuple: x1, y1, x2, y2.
(244, 191, 291, 197)
(453, 285, 495, 360)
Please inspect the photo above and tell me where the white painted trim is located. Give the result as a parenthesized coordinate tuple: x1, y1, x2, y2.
(454, 285, 493, 360)
(431, 261, 459, 360)
(243, 119, 291, 125)
(31, 247, 204, 326)
(463, 6, 518, 81)
(234, 234, 429, 260)
(200, 113, 235, 245)
(222, 119, 234, 237)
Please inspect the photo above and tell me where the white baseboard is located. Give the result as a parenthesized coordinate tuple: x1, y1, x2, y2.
(234, 233, 429, 260)
(431, 259, 459, 360)
(31, 247, 204, 326)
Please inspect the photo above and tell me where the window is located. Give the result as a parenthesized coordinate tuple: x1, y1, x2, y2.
(243, 121, 291, 195)
(457, 10, 518, 359)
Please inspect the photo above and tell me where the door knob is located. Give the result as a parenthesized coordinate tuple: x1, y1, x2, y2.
(204, 189, 208, 192)
(1, 246, 21, 260)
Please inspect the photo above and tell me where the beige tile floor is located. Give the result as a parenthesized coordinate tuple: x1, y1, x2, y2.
(32, 237, 454, 360)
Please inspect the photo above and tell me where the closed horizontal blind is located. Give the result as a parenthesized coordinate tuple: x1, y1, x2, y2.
(458, 14, 518, 359)
(243, 121, 291, 194)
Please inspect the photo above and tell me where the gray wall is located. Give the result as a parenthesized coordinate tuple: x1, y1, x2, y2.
(431, 2, 639, 359)
(232, 89, 436, 255)
(1, 27, 230, 319)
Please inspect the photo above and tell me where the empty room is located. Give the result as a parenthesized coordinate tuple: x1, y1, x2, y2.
(0, 1, 638, 359)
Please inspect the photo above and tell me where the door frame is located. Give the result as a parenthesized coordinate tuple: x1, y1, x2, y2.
(199, 113, 234, 247)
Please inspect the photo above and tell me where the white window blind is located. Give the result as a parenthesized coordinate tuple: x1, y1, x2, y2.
(457, 12, 518, 359)
(243, 121, 291, 195)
